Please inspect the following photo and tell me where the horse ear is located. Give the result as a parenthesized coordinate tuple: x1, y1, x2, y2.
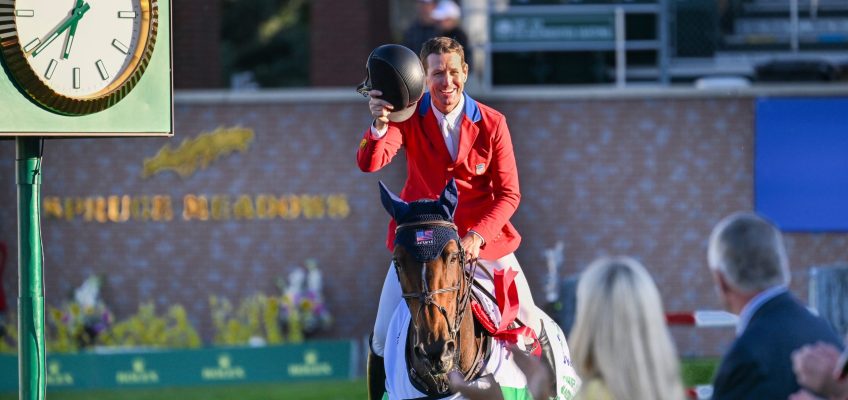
(379, 181, 409, 221)
(438, 178, 458, 220)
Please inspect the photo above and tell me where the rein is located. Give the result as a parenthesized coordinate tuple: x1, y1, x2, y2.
(394, 220, 482, 394)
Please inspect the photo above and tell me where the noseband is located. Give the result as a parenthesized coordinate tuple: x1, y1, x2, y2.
(394, 220, 478, 393)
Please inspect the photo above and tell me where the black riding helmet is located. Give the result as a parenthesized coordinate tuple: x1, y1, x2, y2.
(357, 44, 426, 122)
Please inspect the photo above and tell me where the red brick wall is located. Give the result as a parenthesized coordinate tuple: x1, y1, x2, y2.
(1, 94, 846, 357)
(310, 0, 392, 86)
(173, 0, 223, 88)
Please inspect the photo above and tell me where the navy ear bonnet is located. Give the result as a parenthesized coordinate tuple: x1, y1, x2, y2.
(379, 180, 460, 262)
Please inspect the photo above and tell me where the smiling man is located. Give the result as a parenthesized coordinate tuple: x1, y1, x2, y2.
(358, 37, 544, 399)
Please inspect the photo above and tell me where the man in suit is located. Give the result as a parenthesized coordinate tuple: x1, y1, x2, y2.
(359, 36, 542, 399)
(707, 212, 843, 399)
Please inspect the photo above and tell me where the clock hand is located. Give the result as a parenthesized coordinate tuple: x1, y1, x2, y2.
(62, 21, 79, 59)
(31, 2, 90, 57)
(62, 0, 85, 59)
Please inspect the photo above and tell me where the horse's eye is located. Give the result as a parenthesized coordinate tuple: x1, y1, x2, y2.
(449, 254, 459, 264)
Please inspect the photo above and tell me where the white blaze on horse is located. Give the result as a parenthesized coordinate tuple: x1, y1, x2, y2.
(377, 179, 581, 400)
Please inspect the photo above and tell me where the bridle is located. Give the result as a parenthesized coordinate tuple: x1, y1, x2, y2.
(393, 220, 479, 394)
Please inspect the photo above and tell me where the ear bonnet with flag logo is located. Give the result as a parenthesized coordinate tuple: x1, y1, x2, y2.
(379, 179, 459, 262)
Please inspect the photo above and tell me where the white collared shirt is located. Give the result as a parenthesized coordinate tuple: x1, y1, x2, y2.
(736, 285, 788, 336)
(430, 95, 465, 161)
(370, 94, 465, 161)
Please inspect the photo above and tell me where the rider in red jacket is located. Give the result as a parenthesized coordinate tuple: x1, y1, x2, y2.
(358, 37, 542, 399)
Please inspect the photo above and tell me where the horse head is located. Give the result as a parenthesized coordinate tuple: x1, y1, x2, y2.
(379, 179, 475, 392)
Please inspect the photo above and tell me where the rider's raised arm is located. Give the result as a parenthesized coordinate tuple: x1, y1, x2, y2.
(357, 91, 405, 173)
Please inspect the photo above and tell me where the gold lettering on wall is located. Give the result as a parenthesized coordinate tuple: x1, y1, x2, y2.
(142, 126, 255, 179)
(279, 195, 301, 220)
(301, 195, 326, 219)
(183, 195, 210, 221)
(210, 196, 231, 220)
(108, 195, 132, 222)
(43, 196, 175, 223)
(327, 194, 351, 219)
(42, 194, 350, 223)
(233, 195, 256, 220)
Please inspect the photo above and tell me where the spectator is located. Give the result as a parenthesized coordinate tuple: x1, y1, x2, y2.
(402, 0, 439, 54)
(570, 256, 685, 400)
(431, 1, 471, 69)
(707, 212, 843, 399)
(790, 341, 848, 400)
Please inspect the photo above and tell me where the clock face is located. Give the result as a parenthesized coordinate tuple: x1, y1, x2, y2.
(0, 0, 157, 115)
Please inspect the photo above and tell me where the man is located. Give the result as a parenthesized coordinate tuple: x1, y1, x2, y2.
(358, 37, 542, 398)
(707, 212, 842, 399)
(431, 1, 470, 69)
(402, 0, 439, 54)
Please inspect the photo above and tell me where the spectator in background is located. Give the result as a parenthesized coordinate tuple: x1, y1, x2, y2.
(431, 1, 471, 70)
(402, 0, 439, 54)
(570, 256, 685, 400)
(790, 341, 848, 400)
(707, 212, 843, 399)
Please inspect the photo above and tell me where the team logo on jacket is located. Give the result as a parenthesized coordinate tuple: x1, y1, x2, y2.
(475, 163, 486, 174)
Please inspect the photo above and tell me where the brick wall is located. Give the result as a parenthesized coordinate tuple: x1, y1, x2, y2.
(310, 0, 392, 86)
(0, 94, 846, 357)
(173, 0, 223, 88)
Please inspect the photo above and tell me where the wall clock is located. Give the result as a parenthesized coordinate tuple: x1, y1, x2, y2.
(0, 0, 158, 115)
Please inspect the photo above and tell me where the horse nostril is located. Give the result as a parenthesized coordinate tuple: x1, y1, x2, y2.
(444, 340, 455, 356)
(440, 340, 455, 369)
(415, 343, 427, 358)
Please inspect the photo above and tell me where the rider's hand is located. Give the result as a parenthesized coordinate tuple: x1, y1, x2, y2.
(449, 372, 503, 400)
(368, 90, 393, 131)
(461, 232, 483, 260)
(448, 346, 552, 400)
(511, 346, 553, 400)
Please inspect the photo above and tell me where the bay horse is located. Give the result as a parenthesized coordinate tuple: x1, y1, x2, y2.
(378, 179, 580, 399)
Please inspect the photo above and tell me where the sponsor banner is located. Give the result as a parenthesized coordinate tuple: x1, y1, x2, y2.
(0, 340, 352, 391)
(490, 13, 615, 43)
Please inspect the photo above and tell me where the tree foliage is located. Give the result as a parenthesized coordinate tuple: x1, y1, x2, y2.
(221, 0, 309, 87)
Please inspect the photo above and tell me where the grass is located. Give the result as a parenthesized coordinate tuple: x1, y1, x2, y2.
(681, 358, 720, 387)
(0, 358, 718, 399)
(0, 379, 367, 400)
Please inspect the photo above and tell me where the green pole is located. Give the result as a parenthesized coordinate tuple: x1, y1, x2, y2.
(16, 137, 45, 400)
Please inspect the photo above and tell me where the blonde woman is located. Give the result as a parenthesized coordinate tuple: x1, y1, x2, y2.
(570, 256, 685, 400)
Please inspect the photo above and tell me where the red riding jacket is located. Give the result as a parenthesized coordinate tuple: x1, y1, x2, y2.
(357, 93, 521, 260)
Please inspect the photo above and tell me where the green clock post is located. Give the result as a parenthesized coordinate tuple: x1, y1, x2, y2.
(15, 138, 43, 400)
(0, 0, 173, 398)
